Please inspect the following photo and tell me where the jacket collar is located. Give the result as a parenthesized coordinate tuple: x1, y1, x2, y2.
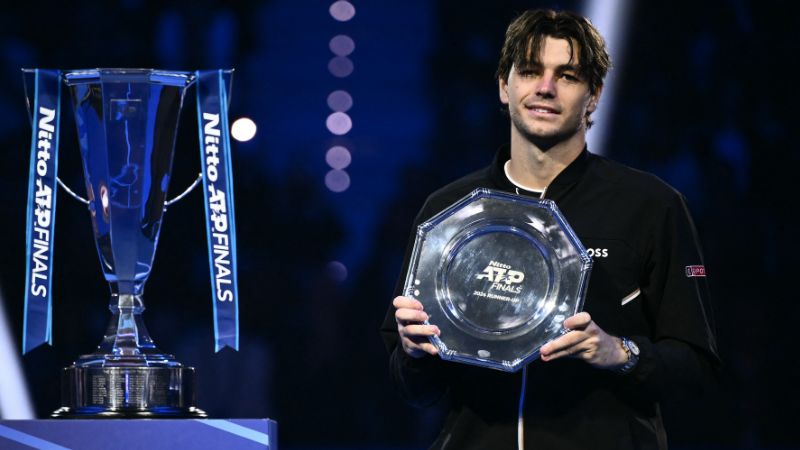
(489, 144, 592, 198)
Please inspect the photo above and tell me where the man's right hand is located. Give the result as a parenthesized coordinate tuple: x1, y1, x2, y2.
(393, 296, 441, 358)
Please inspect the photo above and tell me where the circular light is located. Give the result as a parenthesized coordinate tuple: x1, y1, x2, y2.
(326, 261, 348, 283)
(327, 90, 353, 112)
(326, 146, 352, 170)
(329, 1, 355, 22)
(326, 112, 352, 135)
(329, 35, 355, 56)
(328, 56, 354, 78)
(325, 169, 350, 192)
(231, 117, 257, 142)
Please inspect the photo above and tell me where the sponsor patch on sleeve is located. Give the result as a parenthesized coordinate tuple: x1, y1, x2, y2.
(685, 265, 706, 277)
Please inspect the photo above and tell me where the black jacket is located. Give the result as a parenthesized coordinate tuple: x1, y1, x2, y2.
(381, 146, 720, 450)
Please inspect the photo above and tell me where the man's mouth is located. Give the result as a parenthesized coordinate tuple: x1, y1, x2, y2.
(526, 104, 560, 115)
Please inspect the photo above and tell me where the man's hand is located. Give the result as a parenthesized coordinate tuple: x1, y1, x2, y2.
(539, 312, 628, 370)
(393, 296, 440, 358)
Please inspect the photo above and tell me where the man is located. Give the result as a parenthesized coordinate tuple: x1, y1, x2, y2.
(381, 9, 720, 450)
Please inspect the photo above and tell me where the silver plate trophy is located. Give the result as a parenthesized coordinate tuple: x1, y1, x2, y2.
(21, 68, 240, 418)
(404, 188, 592, 372)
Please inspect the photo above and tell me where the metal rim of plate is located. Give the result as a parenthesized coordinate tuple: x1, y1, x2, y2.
(404, 188, 592, 372)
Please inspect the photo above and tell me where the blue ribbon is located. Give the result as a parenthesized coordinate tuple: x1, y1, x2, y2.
(196, 70, 240, 352)
(22, 69, 61, 354)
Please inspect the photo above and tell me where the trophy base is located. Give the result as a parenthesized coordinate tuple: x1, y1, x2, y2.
(53, 366, 207, 419)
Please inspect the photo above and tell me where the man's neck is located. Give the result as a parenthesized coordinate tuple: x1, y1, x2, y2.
(507, 130, 586, 190)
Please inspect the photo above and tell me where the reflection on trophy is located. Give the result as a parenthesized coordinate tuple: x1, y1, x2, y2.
(404, 188, 592, 372)
(22, 68, 239, 417)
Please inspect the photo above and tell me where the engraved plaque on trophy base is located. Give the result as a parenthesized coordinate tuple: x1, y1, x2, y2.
(53, 366, 206, 418)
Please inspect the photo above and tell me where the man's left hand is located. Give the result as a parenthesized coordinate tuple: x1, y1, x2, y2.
(539, 312, 628, 370)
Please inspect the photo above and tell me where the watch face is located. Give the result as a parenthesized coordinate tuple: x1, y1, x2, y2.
(628, 339, 640, 356)
(404, 188, 593, 372)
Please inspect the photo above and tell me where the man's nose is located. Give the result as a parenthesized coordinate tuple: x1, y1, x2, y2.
(535, 74, 556, 98)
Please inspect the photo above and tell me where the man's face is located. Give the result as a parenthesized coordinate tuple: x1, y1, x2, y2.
(499, 36, 600, 148)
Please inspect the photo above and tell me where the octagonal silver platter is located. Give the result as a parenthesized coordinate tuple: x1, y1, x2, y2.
(404, 188, 592, 372)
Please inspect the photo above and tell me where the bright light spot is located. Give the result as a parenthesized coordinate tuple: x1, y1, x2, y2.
(325, 169, 350, 192)
(329, 35, 355, 56)
(329, 1, 355, 22)
(231, 117, 257, 142)
(327, 90, 353, 112)
(326, 261, 348, 282)
(100, 185, 109, 209)
(328, 56, 354, 78)
(326, 146, 352, 169)
(326, 112, 352, 135)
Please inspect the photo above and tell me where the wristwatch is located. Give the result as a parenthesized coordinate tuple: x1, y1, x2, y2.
(618, 337, 640, 374)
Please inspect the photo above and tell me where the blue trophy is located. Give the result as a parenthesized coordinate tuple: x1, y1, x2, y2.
(22, 69, 240, 418)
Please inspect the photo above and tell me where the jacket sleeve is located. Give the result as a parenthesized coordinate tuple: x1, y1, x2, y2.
(626, 191, 721, 397)
(380, 198, 449, 407)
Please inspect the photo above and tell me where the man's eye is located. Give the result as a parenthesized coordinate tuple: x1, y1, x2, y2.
(561, 73, 580, 82)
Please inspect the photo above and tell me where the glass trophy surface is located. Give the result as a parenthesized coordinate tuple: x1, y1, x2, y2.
(24, 69, 206, 418)
(404, 188, 592, 372)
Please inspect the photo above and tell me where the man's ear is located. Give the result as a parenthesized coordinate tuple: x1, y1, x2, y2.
(499, 76, 509, 105)
(588, 84, 603, 113)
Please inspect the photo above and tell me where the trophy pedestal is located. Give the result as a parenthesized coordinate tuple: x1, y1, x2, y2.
(0, 419, 275, 449)
(53, 366, 206, 418)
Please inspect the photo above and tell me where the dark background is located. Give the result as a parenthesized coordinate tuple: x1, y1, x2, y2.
(0, 1, 797, 449)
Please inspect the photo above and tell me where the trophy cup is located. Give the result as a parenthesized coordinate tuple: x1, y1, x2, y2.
(404, 188, 592, 372)
(22, 68, 239, 417)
